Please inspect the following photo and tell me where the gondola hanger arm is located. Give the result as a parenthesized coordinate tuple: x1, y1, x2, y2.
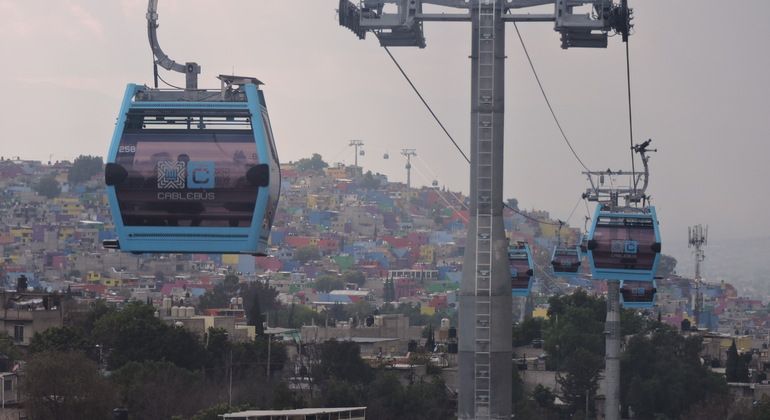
(147, 0, 200, 89)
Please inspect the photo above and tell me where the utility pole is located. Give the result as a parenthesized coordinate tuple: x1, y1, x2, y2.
(688, 224, 708, 327)
(400, 149, 416, 190)
(349, 140, 364, 167)
(339, 2, 632, 418)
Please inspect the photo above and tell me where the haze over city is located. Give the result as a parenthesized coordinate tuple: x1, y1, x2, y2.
(1, 0, 769, 251)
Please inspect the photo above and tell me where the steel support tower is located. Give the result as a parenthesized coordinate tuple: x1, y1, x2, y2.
(339, 1, 631, 418)
(400, 148, 417, 190)
(457, 4, 510, 417)
(349, 139, 365, 167)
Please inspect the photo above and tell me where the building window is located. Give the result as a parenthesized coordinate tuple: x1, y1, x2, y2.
(13, 325, 23, 342)
(4, 378, 11, 392)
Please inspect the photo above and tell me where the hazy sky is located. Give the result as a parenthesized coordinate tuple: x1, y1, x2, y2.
(1, 0, 769, 255)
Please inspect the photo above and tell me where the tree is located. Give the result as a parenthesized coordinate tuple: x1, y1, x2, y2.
(747, 395, 770, 420)
(248, 293, 265, 335)
(621, 325, 727, 418)
(92, 302, 208, 370)
(346, 300, 373, 324)
(557, 348, 603, 416)
(314, 339, 373, 385)
(544, 290, 606, 370)
(68, 155, 103, 185)
(296, 153, 328, 172)
(506, 198, 519, 211)
(23, 351, 117, 420)
(725, 339, 750, 382)
(532, 384, 556, 409)
(512, 317, 544, 347)
(365, 372, 406, 420)
(681, 318, 692, 331)
(342, 270, 366, 287)
(29, 326, 91, 356)
(295, 245, 320, 264)
(111, 361, 209, 420)
(315, 275, 344, 293)
(656, 254, 678, 278)
(0, 333, 21, 365)
(359, 171, 381, 189)
(33, 175, 61, 198)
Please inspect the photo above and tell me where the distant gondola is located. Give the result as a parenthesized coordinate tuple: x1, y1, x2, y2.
(551, 246, 581, 276)
(619, 279, 657, 309)
(103, 76, 280, 255)
(509, 241, 534, 297)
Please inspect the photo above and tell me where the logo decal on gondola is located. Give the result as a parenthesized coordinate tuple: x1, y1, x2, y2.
(187, 161, 215, 189)
(610, 239, 638, 255)
(157, 161, 186, 189)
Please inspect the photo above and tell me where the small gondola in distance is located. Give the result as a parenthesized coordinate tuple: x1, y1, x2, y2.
(103, 78, 280, 255)
(509, 241, 534, 297)
(551, 245, 581, 276)
(619, 279, 657, 309)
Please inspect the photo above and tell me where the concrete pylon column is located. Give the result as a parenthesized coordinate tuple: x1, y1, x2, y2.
(605, 280, 621, 420)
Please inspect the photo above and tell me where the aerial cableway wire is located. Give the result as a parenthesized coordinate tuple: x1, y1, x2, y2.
(383, 34, 590, 228)
(383, 46, 470, 164)
(512, 22, 592, 173)
(625, 37, 638, 192)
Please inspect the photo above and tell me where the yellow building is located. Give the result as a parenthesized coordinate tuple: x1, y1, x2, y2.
(324, 166, 348, 180)
(9, 227, 32, 245)
(532, 307, 549, 319)
(58, 227, 75, 241)
(222, 254, 239, 265)
(86, 271, 102, 282)
(306, 194, 338, 210)
(102, 278, 122, 287)
(419, 245, 435, 264)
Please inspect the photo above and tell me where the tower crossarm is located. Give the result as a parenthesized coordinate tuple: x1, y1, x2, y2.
(340, 0, 629, 48)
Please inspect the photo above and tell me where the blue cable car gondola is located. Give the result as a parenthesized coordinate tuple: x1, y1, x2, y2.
(551, 246, 581, 276)
(619, 279, 657, 309)
(586, 205, 661, 281)
(508, 241, 534, 297)
(103, 76, 280, 255)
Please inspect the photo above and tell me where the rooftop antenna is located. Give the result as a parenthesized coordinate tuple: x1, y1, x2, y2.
(688, 224, 708, 327)
(339, 1, 633, 418)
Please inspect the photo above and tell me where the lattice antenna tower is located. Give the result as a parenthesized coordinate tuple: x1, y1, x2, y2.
(689, 224, 708, 326)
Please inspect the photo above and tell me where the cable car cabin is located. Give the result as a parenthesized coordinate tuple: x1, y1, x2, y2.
(104, 78, 280, 255)
(586, 206, 661, 281)
(508, 242, 534, 297)
(551, 246, 581, 276)
(620, 280, 657, 309)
